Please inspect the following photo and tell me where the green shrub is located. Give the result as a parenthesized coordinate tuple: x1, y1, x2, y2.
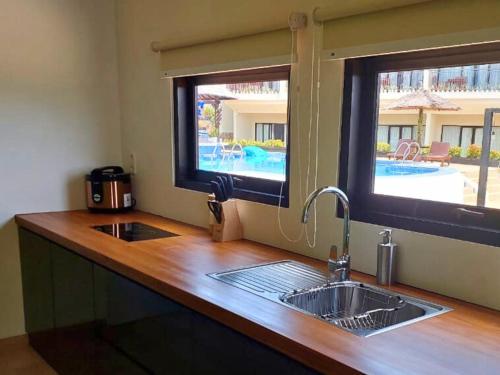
(490, 150, 500, 160)
(466, 144, 482, 159)
(208, 127, 219, 138)
(448, 146, 462, 158)
(227, 139, 285, 148)
(376, 142, 391, 153)
(262, 139, 286, 148)
(420, 147, 430, 156)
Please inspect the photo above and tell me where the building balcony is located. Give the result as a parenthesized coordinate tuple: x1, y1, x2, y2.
(380, 64, 500, 93)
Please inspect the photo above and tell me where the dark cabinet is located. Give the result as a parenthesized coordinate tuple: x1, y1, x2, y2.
(19, 229, 146, 374)
(19, 229, 54, 334)
(94, 264, 195, 374)
(51, 242, 95, 328)
(19, 228, 317, 375)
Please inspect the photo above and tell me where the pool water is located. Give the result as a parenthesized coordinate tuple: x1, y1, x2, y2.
(375, 161, 439, 177)
(198, 149, 287, 181)
(198, 148, 441, 181)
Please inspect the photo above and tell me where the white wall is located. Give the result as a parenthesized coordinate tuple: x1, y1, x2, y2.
(220, 102, 234, 137)
(0, 0, 122, 338)
(115, 0, 500, 312)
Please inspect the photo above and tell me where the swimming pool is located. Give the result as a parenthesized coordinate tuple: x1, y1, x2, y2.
(199, 151, 445, 180)
(199, 151, 465, 204)
(198, 149, 287, 181)
(375, 160, 439, 177)
(374, 160, 464, 203)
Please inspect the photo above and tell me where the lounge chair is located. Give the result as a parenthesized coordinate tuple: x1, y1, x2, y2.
(387, 139, 417, 160)
(422, 141, 451, 166)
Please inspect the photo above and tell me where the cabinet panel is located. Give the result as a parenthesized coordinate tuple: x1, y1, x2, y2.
(18, 228, 54, 333)
(95, 265, 194, 374)
(51, 243, 95, 328)
(19, 230, 316, 374)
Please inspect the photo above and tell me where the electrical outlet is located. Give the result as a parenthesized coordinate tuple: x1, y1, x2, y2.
(129, 153, 137, 175)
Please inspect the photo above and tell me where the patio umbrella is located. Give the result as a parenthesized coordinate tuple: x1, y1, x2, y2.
(385, 89, 461, 145)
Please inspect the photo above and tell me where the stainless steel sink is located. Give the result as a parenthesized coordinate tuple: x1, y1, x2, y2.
(281, 281, 449, 336)
(209, 261, 451, 337)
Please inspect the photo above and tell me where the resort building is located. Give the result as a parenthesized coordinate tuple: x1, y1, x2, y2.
(379, 65, 500, 154)
(199, 65, 500, 158)
(197, 81, 288, 143)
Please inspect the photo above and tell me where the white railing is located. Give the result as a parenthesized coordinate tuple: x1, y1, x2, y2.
(380, 65, 500, 93)
(393, 141, 421, 164)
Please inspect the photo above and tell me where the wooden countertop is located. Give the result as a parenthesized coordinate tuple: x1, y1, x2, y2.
(15, 210, 500, 375)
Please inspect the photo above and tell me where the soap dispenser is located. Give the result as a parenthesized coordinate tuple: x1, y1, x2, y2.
(376, 229, 397, 286)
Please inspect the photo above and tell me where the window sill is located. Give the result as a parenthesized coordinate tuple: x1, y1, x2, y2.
(175, 179, 289, 207)
(348, 205, 500, 247)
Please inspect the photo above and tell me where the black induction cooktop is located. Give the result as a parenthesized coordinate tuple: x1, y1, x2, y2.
(93, 222, 179, 242)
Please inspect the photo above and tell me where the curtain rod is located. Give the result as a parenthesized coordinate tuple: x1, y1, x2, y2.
(313, 0, 433, 23)
(151, 12, 307, 53)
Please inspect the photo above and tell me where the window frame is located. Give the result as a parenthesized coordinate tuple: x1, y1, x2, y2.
(173, 65, 291, 206)
(255, 122, 287, 143)
(339, 43, 500, 247)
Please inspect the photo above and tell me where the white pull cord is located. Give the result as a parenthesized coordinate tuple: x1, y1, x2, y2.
(277, 24, 322, 248)
(305, 24, 321, 249)
(278, 29, 304, 243)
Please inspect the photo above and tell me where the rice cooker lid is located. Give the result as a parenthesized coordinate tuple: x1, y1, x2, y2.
(85, 166, 130, 182)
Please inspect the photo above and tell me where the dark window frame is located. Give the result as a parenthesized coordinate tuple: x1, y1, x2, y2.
(173, 66, 291, 206)
(339, 43, 500, 247)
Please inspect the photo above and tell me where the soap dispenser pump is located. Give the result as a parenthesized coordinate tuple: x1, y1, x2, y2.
(376, 229, 397, 286)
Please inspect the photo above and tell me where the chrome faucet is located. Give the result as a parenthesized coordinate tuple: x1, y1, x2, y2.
(302, 186, 351, 282)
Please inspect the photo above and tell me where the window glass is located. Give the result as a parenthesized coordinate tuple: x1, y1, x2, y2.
(377, 125, 389, 143)
(401, 126, 413, 140)
(492, 127, 500, 151)
(195, 79, 288, 181)
(375, 63, 500, 209)
(441, 126, 461, 146)
(389, 127, 401, 151)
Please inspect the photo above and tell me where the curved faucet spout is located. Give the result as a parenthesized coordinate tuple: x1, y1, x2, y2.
(301, 186, 351, 281)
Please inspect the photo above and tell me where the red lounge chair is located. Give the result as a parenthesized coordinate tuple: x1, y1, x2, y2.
(423, 141, 451, 166)
(387, 139, 417, 160)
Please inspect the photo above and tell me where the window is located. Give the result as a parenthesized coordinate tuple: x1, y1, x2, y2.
(377, 125, 416, 151)
(255, 123, 286, 143)
(174, 66, 290, 206)
(441, 125, 500, 157)
(340, 43, 500, 246)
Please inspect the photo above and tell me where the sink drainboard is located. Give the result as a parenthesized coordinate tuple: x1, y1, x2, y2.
(208, 260, 451, 337)
(208, 260, 328, 295)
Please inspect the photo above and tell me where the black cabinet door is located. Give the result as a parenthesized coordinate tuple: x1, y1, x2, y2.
(51, 243, 95, 328)
(94, 265, 195, 374)
(19, 229, 317, 374)
(19, 229, 147, 375)
(18, 228, 54, 334)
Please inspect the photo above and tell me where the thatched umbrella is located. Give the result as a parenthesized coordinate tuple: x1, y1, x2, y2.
(385, 89, 461, 145)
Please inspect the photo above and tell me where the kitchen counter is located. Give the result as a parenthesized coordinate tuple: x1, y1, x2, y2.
(15, 210, 500, 374)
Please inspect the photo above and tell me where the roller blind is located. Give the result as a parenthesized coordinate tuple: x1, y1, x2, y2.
(159, 28, 293, 78)
(322, 0, 500, 59)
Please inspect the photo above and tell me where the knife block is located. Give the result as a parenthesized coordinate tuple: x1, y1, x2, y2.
(210, 199, 243, 242)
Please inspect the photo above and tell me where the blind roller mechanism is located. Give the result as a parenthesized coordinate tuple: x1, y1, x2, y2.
(319, 0, 500, 60)
(153, 12, 306, 78)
